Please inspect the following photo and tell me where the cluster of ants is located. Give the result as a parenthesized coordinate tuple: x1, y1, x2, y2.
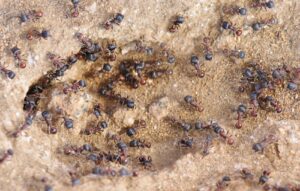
(234, 62, 299, 129)
(215, 169, 300, 191)
(6, 19, 175, 186)
(1, 0, 299, 190)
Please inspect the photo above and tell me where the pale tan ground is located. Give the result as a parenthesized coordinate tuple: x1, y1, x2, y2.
(0, 0, 300, 191)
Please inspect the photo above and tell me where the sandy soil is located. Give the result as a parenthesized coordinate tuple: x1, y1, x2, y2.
(0, 0, 300, 191)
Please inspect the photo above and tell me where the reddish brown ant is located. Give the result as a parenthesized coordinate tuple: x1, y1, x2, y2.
(103, 41, 117, 61)
(216, 176, 231, 191)
(11, 111, 36, 137)
(47, 53, 67, 69)
(19, 10, 43, 23)
(251, 0, 275, 9)
(75, 33, 101, 55)
(169, 15, 184, 33)
(41, 111, 57, 134)
(240, 168, 254, 180)
(125, 120, 146, 137)
(83, 121, 108, 135)
(235, 104, 247, 129)
(252, 17, 278, 31)
(129, 139, 151, 148)
(71, 0, 80, 17)
(63, 80, 86, 94)
(211, 122, 234, 145)
(93, 104, 103, 118)
(0, 149, 13, 164)
(259, 95, 282, 113)
(26, 29, 50, 40)
(103, 13, 125, 30)
(190, 55, 205, 78)
(222, 5, 247, 15)
(138, 155, 153, 169)
(100, 90, 135, 109)
(178, 137, 193, 148)
(148, 69, 173, 79)
(202, 135, 213, 156)
(202, 37, 213, 61)
(222, 49, 246, 59)
(184, 95, 204, 112)
(221, 21, 243, 36)
(165, 116, 192, 133)
(253, 134, 278, 153)
(0, 65, 16, 79)
(259, 170, 271, 184)
(11, 46, 26, 68)
(108, 134, 129, 164)
(63, 144, 92, 155)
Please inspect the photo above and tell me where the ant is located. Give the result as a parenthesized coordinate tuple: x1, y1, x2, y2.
(109, 135, 129, 164)
(133, 61, 148, 85)
(222, 49, 245, 59)
(253, 134, 278, 152)
(83, 121, 107, 135)
(0, 149, 13, 164)
(0, 65, 16, 79)
(216, 176, 231, 191)
(235, 104, 247, 129)
(202, 135, 212, 156)
(56, 108, 74, 129)
(103, 41, 117, 61)
(178, 137, 193, 148)
(11, 46, 26, 68)
(190, 55, 205, 78)
(252, 17, 278, 31)
(100, 90, 135, 109)
(97, 63, 113, 75)
(93, 104, 103, 118)
(251, 0, 275, 9)
(71, 0, 80, 17)
(138, 155, 152, 169)
(75, 33, 101, 54)
(92, 167, 117, 176)
(221, 21, 243, 36)
(184, 95, 204, 112)
(211, 122, 234, 145)
(47, 53, 67, 69)
(126, 120, 146, 137)
(165, 116, 192, 132)
(240, 168, 254, 180)
(19, 10, 43, 23)
(202, 37, 213, 61)
(69, 172, 80, 186)
(129, 139, 151, 148)
(249, 92, 259, 117)
(41, 111, 57, 134)
(26, 29, 50, 40)
(103, 13, 125, 30)
(222, 5, 247, 16)
(63, 80, 86, 94)
(195, 121, 210, 130)
(259, 170, 271, 184)
(63, 144, 92, 155)
(148, 69, 173, 79)
(287, 82, 298, 91)
(63, 145, 84, 155)
(169, 15, 184, 33)
(271, 68, 286, 86)
(11, 112, 36, 137)
(259, 95, 282, 113)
